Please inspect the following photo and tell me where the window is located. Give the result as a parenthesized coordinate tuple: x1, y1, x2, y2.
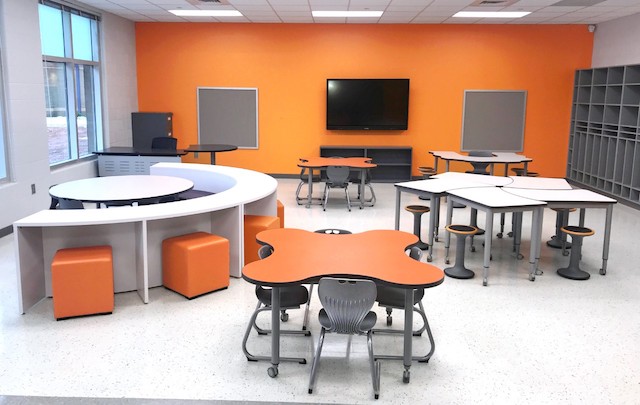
(39, 1, 102, 166)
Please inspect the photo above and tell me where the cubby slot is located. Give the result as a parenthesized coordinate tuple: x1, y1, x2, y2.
(370, 166, 412, 182)
(598, 138, 609, 177)
(588, 105, 603, 122)
(619, 129, 636, 139)
(579, 70, 593, 85)
(631, 189, 640, 202)
(624, 64, 640, 84)
(578, 87, 591, 104)
(620, 105, 639, 127)
(366, 148, 411, 165)
(623, 141, 634, 184)
(605, 139, 616, 180)
(584, 134, 594, 174)
(614, 183, 622, 196)
(604, 105, 621, 124)
(575, 133, 586, 172)
(633, 142, 640, 188)
(597, 178, 604, 189)
(614, 140, 626, 183)
(622, 84, 640, 105)
(605, 85, 622, 104)
(320, 145, 412, 182)
(603, 124, 618, 137)
(591, 85, 606, 104)
(604, 181, 613, 193)
(321, 147, 365, 158)
(622, 186, 631, 199)
(593, 68, 608, 85)
(608, 67, 624, 84)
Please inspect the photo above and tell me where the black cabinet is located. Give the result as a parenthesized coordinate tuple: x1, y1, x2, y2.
(320, 145, 412, 182)
(131, 112, 173, 149)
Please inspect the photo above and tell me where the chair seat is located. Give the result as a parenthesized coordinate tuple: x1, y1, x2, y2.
(256, 285, 309, 308)
(376, 285, 424, 308)
(319, 308, 377, 332)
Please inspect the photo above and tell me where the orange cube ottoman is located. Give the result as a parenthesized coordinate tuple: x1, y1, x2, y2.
(277, 200, 285, 228)
(244, 215, 280, 265)
(51, 245, 114, 320)
(162, 232, 229, 299)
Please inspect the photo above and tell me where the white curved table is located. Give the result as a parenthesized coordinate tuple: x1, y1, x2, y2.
(14, 163, 278, 313)
(49, 175, 194, 206)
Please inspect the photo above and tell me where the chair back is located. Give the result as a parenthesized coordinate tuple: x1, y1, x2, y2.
(58, 198, 84, 209)
(409, 246, 422, 261)
(326, 166, 350, 187)
(257, 244, 273, 260)
(318, 277, 376, 334)
(151, 136, 177, 150)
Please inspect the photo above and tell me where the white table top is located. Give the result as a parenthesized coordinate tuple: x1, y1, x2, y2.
(447, 187, 546, 208)
(49, 175, 194, 203)
(431, 171, 514, 186)
(429, 151, 532, 163)
(504, 177, 572, 190)
(503, 188, 617, 204)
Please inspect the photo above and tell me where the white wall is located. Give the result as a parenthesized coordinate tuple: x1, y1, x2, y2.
(592, 12, 640, 68)
(0, 0, 138, 230)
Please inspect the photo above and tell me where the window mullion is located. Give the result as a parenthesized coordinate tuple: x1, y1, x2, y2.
(66, 63, 79, 159)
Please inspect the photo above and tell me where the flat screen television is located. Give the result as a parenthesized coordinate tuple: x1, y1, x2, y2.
(326, 79, 409, 130)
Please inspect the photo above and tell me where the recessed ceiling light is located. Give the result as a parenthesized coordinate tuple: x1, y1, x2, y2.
(312, 11, 384, 18)
(169, 9, 243, 17)
(453, 11, 531, 18)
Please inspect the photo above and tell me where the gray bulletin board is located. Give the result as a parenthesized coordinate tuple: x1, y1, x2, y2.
(461, 90, 527, 152)
(197, 87, 258, 149)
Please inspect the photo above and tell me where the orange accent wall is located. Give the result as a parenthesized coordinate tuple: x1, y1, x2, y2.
(135, 23, 592, 177)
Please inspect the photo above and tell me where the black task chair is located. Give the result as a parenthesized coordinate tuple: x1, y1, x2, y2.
(322, 165, 352, 211)
(151, 136, 177, 151)
(308, 277, 381, 399)
(373, 247, 436, 368)
(57, 198, 85, 209)
(242, 245, 311, 366)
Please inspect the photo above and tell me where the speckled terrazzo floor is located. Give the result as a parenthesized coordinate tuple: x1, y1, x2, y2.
(1, 179, 639, 405)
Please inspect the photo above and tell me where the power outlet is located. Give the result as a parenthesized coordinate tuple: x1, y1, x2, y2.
(31, 184, 36, 194)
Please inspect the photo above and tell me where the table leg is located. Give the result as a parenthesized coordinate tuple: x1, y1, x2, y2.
(444, 198, 453, 264)
(402, 289, 414, 383)
(482, 212, 494, 287)
(394, 189, 402, 230)
(210, 152, 216, 165)
(427, 194, 436, 262)
(529, 207, 543, 281)
(513, 212, 524, 260)
(445, 161, 450, 172)
(306, 169, 313, 208)
(269, 286, 281, 378)
(434, 157, 439, 173)
(360, 169, 366, 209)
(601, 204, 613, 275)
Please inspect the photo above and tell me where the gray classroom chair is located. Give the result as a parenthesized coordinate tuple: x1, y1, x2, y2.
(295, 161, 321, 205)
(322, 165, 352, 211)
(242, 245, 311, 365)
(373, 247, 436, 365)
(308, 277, 381, 400)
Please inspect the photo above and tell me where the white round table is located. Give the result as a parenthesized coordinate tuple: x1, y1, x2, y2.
(49, 175, 194, 205)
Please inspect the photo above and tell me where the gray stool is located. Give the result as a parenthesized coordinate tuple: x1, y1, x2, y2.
(405, 205, 430, 250)
(557, 226, 594, 280)
(444, 224, 478, 279)
(547, 208, 576, 252)
(511, 167, 539, 177)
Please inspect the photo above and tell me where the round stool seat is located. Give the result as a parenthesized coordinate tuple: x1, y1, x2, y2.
(511, 168, 539, 177)
(561, 225, 594, 237)
(418, 166, 436, 175)
(314, 228, 352, 235)
(446, 224, 478, 235)
(405, 205, 430, 214)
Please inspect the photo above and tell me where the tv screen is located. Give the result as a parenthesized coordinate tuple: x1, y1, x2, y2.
(326, 79, 409, 130)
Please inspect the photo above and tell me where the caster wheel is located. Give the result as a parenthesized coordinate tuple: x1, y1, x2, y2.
(257, 331, 267, 336)
(435, 237, 439, 242)
(600, 269, 606, 275)
(402, 370, 410, 383)
(419, 358, 430, 363)
(281, 312, 289, 322)
(386, 316, 392, 326)
(299, 359, 307, 364)
(507, 232, 513, 237)
(497, 232, 503, 239)
(445, 259, 450, 265)
(529, 275, 535, 281)
(267, 366, 278, 378)
(247, 357, 257, 362)
(483, 279, 488, 286)
(427, 256, 432, 262)
(517, 253, 524, 260)
(375, 394, 379, 399)
(562, 251, 570, 256)
(308, 389, 313, 394)
(470, 246, 476, 253)
(302, 326, 307, 331)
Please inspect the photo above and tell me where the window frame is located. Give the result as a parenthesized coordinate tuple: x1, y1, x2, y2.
(0, 38, 9, 182)
(39, 0, 103, 167)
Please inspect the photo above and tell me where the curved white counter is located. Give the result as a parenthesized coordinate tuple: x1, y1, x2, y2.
(13, 163, 278, 313)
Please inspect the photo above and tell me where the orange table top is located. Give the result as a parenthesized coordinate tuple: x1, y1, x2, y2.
(298, 157, 377, 169)
(242, 228, 445, 289)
